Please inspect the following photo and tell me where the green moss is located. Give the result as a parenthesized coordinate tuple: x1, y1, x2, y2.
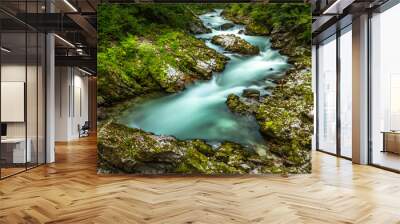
(190, 139, 215, 156)
(98, 122, 261, 174)
(180, 147, 211, 173)
(245, 21, 270, 35)
(98, 5, 228, 106)
(253, 70, 313, 173)
(226, 94, 250, 115)
(213, 142, 254, 173)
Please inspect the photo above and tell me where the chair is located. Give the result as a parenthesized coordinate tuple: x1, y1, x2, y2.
(79, 121, 90, 138)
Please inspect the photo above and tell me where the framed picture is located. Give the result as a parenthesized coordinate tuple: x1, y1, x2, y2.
(97, 3, 312, 175)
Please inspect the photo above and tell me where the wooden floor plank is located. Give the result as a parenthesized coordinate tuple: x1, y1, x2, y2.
(0, 135, 400, 223)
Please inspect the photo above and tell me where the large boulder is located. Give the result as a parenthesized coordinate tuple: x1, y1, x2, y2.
(242, 88, 260, 99)
(97, 122, 278, 174)
(160, 65, 186, 93)
(225, 94, 259, 115)
(189, 19, 212, 34)
(211, 34, 259, 55)
(185, 40, 229, 79)
(220, 22, 235, 30)
(98, 122, 185, 174)
(194, 58, 226, 79)
(244, 21, 270, 36)
(226, 94, 250, 115)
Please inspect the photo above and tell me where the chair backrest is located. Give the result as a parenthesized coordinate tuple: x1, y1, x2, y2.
(82, 121, 90, 129)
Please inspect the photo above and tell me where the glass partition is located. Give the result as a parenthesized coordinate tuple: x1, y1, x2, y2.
(1, 31, 28, 177)
(0, 2, 46, 179)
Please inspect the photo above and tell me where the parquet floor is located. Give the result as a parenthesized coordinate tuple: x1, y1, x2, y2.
(1, 135, 400, 224)
(1, 167, 26, 178)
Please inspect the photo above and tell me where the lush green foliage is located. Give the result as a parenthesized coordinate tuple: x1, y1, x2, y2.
(98, 4, 226, 105)
(223, 3, 311, 46)
(98, 4, 199, 48)
(97, 36, 161, 104)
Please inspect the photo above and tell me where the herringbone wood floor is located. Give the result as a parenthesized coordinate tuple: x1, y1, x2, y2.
(1, 136, 400, 224)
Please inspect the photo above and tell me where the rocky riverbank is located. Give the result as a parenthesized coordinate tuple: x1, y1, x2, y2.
(222, 4, 313, 173)
(225, 68, 312, 172)
(98, 122, 285, 174)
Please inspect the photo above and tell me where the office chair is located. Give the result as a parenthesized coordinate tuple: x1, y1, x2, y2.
(79, 121, 90, 138)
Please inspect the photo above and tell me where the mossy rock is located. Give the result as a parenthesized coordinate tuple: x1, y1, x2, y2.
(189, 19, 212, 34)
(98, 31, 228, 106)
(211, 34, 259, 55)
(242, 88, 260, 99)
(97, 120, 307, 174)
(226, 94, 250, 115)
(220, 22, 235, 30)
(226, 94, 259, 116)
(98, 122, 269, 174)
(245, 21, 270, 36)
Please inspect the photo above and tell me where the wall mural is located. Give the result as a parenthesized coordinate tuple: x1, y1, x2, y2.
(97, 3, 313, 175)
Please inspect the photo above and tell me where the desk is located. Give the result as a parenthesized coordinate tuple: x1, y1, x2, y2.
(382, 131, 400, 154)
(1, 138, 31, 163)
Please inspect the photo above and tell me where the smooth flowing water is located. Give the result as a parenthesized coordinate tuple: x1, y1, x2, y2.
(118, 9, 289, 148)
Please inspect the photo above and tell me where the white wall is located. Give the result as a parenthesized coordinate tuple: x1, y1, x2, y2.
(72, 72, 89, 138)
(55, 66, 70, 141)
(55, 67, 89, 141)
(352, 14, 369, 164)
(1, 65, 26, 139)
(1, 63, 46, 164)
(1, 64, 42, 138)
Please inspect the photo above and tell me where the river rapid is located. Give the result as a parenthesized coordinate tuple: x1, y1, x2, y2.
(118, 9, 289, 151)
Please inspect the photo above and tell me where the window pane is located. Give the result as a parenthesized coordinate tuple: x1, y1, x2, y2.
(340, 27, 352, 158)
(371, 4, 400, 171)
(318, 35, 337, 154)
